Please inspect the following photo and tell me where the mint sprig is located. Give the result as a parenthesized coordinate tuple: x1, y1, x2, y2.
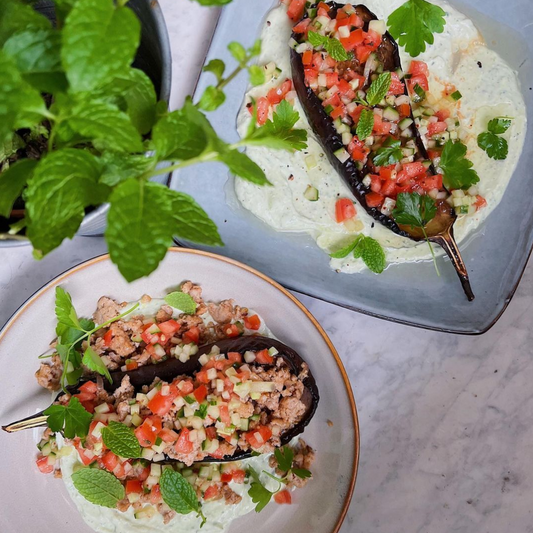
(373, 137, 403, 167)
(330, 235, 386, 274)
(366, 72, 392, 107)
(308, 31, 349, 62)
(356, 109, 374, 140)
(101, 421, 142, 459)
(164, 291, 197, 315)
(71, 468, 125, 508)
(160, 469, 206, 525)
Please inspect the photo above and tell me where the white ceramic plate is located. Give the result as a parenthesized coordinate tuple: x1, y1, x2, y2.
(0, 249, 358, 533)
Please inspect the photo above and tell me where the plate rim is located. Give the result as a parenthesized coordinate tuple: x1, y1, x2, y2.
(0, 247, 359, 533)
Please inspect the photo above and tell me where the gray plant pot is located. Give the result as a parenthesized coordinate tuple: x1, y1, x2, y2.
(1, 0, 172, 246)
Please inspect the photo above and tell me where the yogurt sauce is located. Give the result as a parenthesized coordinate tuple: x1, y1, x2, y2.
(235, 0, 527, 273)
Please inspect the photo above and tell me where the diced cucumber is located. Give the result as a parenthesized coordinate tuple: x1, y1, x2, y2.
(304, 185, 319, 202)
(240, 418, 250, 431)
(41, 442, 53, 457)
(398, 118, 413, 130)
(422, 107, 435, 117)
(401, 147, 415, 157)
(334, 148, 350, 164)
(383, 107, 399, 122)
(199, 466, 211, 479)
(412, 107, 423, 118)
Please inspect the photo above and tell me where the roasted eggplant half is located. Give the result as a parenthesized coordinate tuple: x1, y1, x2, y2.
(3, 336, 319, 464)
(290, 2, 474, 300)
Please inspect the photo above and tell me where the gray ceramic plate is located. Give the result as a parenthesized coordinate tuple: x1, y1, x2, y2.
(170, 0, 533, 334)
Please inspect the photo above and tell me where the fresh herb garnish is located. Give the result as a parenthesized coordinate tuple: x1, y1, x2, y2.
(195, 403, 208, 419)
(248, 467, 274, 512)
(82, 346, 112, 383)
(356, 108, 374, 140)
(308, 31, 349, 62)
(353, 236, 386, 274)
(439, 140, 480, 189)
(44, 397, 92, 439)
(477, 117, 512, 160)
(373, 137, 403, 167)
(273, 446, 313, 480)
(160, 469, 206, 525)
(393, 192, 439, 274)
(488, 117, 512, 134)
(366, 72, 392, 107)
(329, 236, 363, 259)
(387, 0, 446, 57)
(101, 421, 142, 459)
(164, 291, 197, 315)
(71, 468, 125, 509)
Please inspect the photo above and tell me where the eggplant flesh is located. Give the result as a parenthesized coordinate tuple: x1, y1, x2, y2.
(291, 3, 474, 300)
(2, 336, 319, 464)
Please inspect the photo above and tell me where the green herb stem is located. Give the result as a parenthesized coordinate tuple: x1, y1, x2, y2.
(421, 227, 440, 277)
(147, 152, 219, 178)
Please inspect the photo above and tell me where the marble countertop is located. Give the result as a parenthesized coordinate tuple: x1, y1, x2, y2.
(1, 1, 532, 532)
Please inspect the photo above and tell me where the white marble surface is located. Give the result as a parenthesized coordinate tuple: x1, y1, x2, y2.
(1, 1, 532, 532)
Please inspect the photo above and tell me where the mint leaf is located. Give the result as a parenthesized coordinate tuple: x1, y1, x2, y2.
(248, 39, 262, 58)
(203, 59, 225, 82)
(106, 180, 176, 282)
(373, 137, 402, 167)
(122, 69, 157, 135)
(218, 148, 270, 185)
(83, 346, 112, 383)
(26, 149, 105, 257)
(0, 159, 37, 217)
(248, 65, 265, 86)
(477, 132, 508, 160)
(387, 0, 446, 57)
(44, 397, 92, 439)
(354, 236, 386, 274)
(164, 291, 197, 314)
(101, 421, 141, 458)
(55, 286, 82, 331)
(99, 152, 155, 187)
(228, 42, 247, 64)
(274, 446, 294, 472)
(66, 99, 143, 153)
(329, 235, 363, 259)
(62, 0, 140, 92)
(393, 192, 436, 227)
(71, 468, 125, 508)
(160, 469, 203, 519)
(248, 467, 273, 512)
(3, 28, 67, 93)
(0, 51, 46, 142)
(356, 108, 374, 140)
(0, 0, 50, 47)
(366, 72, 392, 106)
(488, 117, 512, 135)
(439, 140, 480, 188)
(152, 107, 207, 161)
(198, 85, 226, 112)
(308, 32, 348, 62)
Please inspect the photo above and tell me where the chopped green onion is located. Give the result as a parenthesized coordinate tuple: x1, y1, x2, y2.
(450, 90, 462, 101)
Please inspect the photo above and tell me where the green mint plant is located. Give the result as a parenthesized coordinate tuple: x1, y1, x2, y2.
(0, 0, 307, 282)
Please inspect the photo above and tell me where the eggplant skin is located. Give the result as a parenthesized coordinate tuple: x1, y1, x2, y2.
(70, 335, 320, 463)
(290, 2, 445, 240)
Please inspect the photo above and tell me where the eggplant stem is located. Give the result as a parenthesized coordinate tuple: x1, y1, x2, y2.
(2, 411, 48, 433)
(430, 228, 475, 301)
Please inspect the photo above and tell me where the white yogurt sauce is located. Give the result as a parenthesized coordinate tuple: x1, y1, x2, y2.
(235, 0, 527, 273)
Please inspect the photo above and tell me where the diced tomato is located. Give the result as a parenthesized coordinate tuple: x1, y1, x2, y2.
(158, 428, 179, 443)
(419, 175, 442, 191)
(221, 473, 233, 483)
(193, 384, 208, 403)
(73, 438, 96, 466)
(302, 50, 313, 66)
(36, 455, 54, 474)
(408, 74, 429, 93)
(403, 162, 427, 178)
(322, 93, 341, 109)
(317, 1, 330, 12)
(178, 380, 194, 395)
(373, 114, 392, 135)
(232, 469, 246, 484)
(80, 400, 95, 413)
(435, 109, 450, 121)
(364, 29, 382, 51)
(101, 451, 119, 472)
(135, 417, 162, 447)
(158, 320, 180, 337)
(196, 370, 210, 384)
(409, 60, 429, 78)
(474, 195, 487, 210)
(175, 428, 194, 454)
(126, 361, 138, 371)
(256, 97, 270, 126)
(381, 179, 397, 197)
(219, 405, 231, 425)
(325, 72, 340, 87)
(228, 351, 243, 363)
(388, 72, 405, 95)
(356, 46, 373, 64)
(398, 103, 411, 118)
(245, 426, 273, 449)
(370, 175, 382, 193)
(79, 381, 98, 395)
(427, 122, 448, 136)
(74, 391, 95, 403)
(330, 105, 345, 119)
(255, 349, 274, 364)
(126, 480, 143, 494)
(150, 484, 162, 504)
(209, 447, 225, 459)
(366, 192, 384, 208)
(292, 18, 311, 34)
(148, 385, 179, 416)
(206, 427, 217, 440)
(103, 329, 113, 347)
(267, 79, 292, 105)
(204, 484, 221, 501)
(113, 462, 127, 480)
(396, 170, 410, 184)
(337, 12, 360, 28)
(379, 166, 395, 181)
(287, 0, 306, 21)
(243, 314, 261, 330)
(335, 198, 356, 223)
(137, 465, 150, 481)
(427, 149, 441, 160)
(182, 326, 200, 345)
(141, 329, 159, 345)
(340, 29, 365, 51)
(224, 324, 240, 338)
(274, 490, 292, 504)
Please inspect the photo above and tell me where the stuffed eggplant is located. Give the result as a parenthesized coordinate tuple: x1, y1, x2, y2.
(3, 336, 319, 465)
(290, 2, 474, 300)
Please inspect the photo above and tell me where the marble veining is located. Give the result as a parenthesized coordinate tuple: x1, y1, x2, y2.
(0, 1, 532, 532)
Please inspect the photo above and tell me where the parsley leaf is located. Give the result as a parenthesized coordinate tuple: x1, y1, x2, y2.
(164, 291, 197, 314)
(293, 468, 312, 479)
(353, 236, 386, 274)
(160, 469, 205, 524)
(82, 345, 112, 383)
(477, 132, 508, 160)
(329, 235, 363, 259)
(356, 108, 374, 140)
(44, 397, 92, 439)
(387, 0, 446, 57)
(439, 140, 480, 189)
(366, 72, 392, 106)
(393, 192, 436, 228)
(55, 286, 82, 331)
(488, 117, 512, 134)
(308, 32, 348, 62)
(71, 468, 125, 508)
(274, 446, 294, 472)
(101, 421, 142, 458)
(248, 467, 273, 512)
(372, 137, 403, 167)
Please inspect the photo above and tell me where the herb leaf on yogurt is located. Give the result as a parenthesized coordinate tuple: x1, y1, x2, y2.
(387, 0, 447, 57)
(439, 140, 480, 189)
(353, 236, 386, 274)
(248, 467, 274, 512)
(101, 421, 142, 459)
(160, 469, 206, 525)
(71, 468, 125, 508)
(44, 396, 92, 439)
(477, 117, 512, 160)
(164, 290, 197, 314)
